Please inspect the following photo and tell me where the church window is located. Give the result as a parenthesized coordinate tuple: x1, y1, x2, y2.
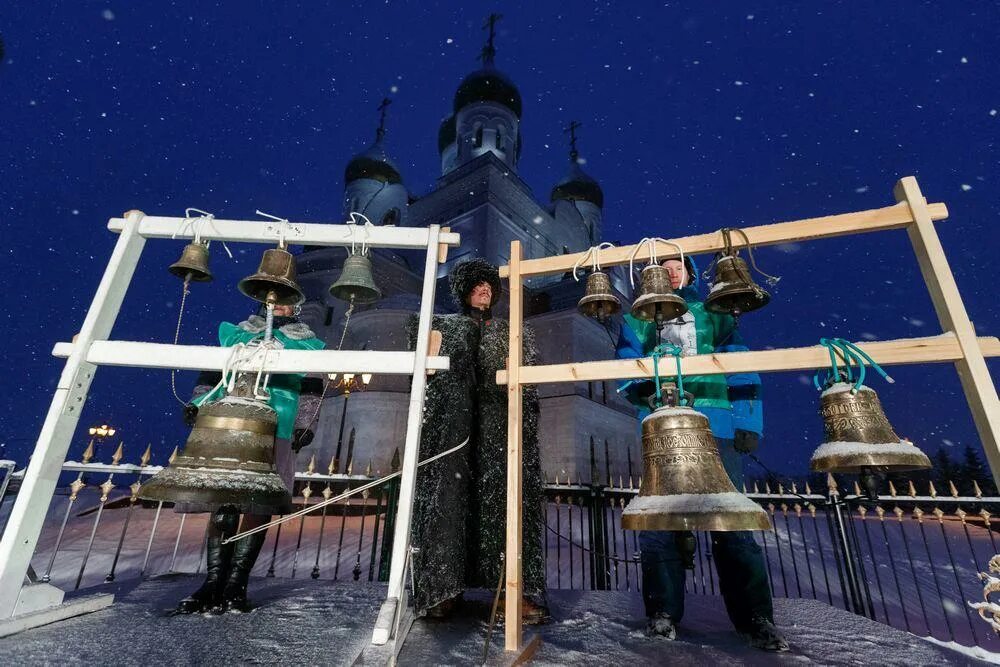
(473, 125, 484, 148)
(495, 126, 504, 150)
(381, 207, 400, 226)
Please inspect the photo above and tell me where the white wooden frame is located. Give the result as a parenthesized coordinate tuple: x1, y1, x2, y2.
(498, 177, 1000, 653)
(0, 211, 458, 645)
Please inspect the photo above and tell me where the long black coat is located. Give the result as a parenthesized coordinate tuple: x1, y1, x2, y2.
(407, 312, 545, 612)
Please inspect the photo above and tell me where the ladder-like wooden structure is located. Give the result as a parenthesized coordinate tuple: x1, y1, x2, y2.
(497, 176, 1000, 653)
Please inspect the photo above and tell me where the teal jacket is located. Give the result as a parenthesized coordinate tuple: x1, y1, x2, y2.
(193, 320, 325, 439)
(615, 259, 763, 439)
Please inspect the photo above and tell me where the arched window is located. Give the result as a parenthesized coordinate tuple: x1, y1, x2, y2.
(473, 125, 484, 148)
(381, 208, 400, 226)
(495, 126, 504, 150)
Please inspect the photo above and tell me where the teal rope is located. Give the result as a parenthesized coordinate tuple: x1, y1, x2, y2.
(813, 337, 894, 393)
(651, 342, 686, 407)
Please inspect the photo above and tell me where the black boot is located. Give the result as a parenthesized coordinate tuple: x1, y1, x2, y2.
(216, 527, 267, 613)
(171, 511, 237, 615)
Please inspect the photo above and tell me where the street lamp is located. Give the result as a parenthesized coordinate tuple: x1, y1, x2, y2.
(86, 423, 117, 461)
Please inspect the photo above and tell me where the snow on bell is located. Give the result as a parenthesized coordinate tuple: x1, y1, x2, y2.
(630, 263, 688, 324)
(238, 246, 305, 306)
(810, 382, 932, 474)
(622, 403, 770, 532)
(140, 378, 292, 514)
(578, 270, 621, 321)
(169, 241, 213, 283)
(329, 251, 382, 305)
(704, 254, 769, 316)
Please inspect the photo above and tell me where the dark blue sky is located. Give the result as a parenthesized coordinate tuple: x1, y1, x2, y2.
(1, 2, 998, 477)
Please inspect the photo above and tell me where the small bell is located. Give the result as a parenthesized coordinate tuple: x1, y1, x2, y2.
(578, 270, 621, 321)
(810, 382, 932, 473)
(169, 242, 213, 282)
(140, 377, 292, 514)
(329, 252, 382, 304)
(631, 264, 688, 324)
(704, 254, 770, 316)
(622, 403, 770, 532)
(238, 247, 305, 305)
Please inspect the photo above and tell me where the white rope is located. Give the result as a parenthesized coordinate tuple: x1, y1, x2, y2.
(345, 212, 376, 255)
(627, 237, 685, 288)
(222, 435, 472, 544)
(172, 208, 233, 258)
(570, 242, 616, 281)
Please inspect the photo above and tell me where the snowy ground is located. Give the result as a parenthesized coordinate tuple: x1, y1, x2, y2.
(0, 576, 991, 666)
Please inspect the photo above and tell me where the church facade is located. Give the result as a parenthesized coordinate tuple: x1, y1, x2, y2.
(295, 29, 640, 486)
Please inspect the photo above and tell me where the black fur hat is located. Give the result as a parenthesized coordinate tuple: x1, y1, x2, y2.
(449, 258, 502, 309)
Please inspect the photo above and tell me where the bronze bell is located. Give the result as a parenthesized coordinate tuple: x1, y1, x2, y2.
(810, 382, 932, 473)
(329, 252, 382, 304)
(704, 254, 770, 316)
(631, 264, 688, 324)
(622, 404, 771, 532)
(578, 270, 621, 321)
(238, 247, 304, 305)
(140, 378, 292, 514)
(169, 242, 213, 282)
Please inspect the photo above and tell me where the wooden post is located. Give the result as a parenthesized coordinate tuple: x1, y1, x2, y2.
(505, 240, 524, 652)
(895, 176, 1000, 481)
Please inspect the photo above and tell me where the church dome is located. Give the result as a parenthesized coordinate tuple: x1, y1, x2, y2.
(453, 67, 522, 118)
(438, 115, 457, 154)
(551, 160, 603, 208)
(344, 138, 402, 185)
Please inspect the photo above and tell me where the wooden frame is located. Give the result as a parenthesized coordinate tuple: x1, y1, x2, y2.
(498, 177, 1000, 652)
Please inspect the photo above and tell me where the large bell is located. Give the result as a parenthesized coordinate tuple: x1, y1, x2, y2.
(140, 381, 292, 514)
(169, 242, 213, 282)
(704, 254, 770, 316)
(238, 247, 304, 306)
(329, 252, 382, 304)
(631, 264, 688, 324)
(622, 404, 771, 532)
(578, 270, 621, 321)
(810, 382, 931, 473)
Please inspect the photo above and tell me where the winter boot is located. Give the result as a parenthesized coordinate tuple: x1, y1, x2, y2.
(742, 615, 789, 652)
(646, 612, 677, 639)
(424, 594, 462, 620)
(215, 529, 266, 613)
(171, 511, 236, 615)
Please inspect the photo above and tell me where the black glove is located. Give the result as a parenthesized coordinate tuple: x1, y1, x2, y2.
(183, 403, 199, 427)
(733, 429, 759, 454)
(292, 428, 314, 452)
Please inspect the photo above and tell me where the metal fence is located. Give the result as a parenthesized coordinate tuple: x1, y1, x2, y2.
(2, 452, 999, 652)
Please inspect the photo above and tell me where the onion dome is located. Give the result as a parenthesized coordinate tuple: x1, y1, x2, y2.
(552, 159, 603, 208)
(453, 67, 522, 118)
(345, 98, 402, 185)
(438, 115, 457, 154)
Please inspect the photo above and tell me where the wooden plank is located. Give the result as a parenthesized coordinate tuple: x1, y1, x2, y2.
(504, 241, 524, 652)
(51, 341, 450, 374)
(0, 593, 114, 638)
(498, 201, 948, 279)
(438, 226, 452, 264)
(495, 334, 1000, 386)
(107, 215, 461, 250)
(895, 177, 1000, 483)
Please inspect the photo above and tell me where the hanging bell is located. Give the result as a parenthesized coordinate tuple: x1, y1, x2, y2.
(810, 382, 931, 473)
(329, 252, 382, 304)
(238, 247, 305, 305)
(578, 270, 621, 321)
(169, 242, 213, 282)
(631, 264, 688, 324)
(704, 254, 770, 316)
(622, 404, 771, 531)
(140, 379, 292, 514)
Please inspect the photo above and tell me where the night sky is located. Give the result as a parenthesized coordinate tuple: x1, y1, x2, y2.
(1, 2, 998, 478)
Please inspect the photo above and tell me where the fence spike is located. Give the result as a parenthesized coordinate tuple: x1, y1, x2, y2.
(955, 507, 966, 522)
(99, 476, 115, 502)
(168, 446, 179, 465)
(794, 503, 802, 516)
(765, 481, 772, 495)
(619, 475, 624, 489)
(888, 480, 898, 497)
(875, 505, 886, 520)
(907, 480, 917, 497)
(366, 459, 373, 477)
(306, 454, 316, 475)
(347, 460, 354, 476)
(742, 482, 748, 494)
(140, 443, 152, 467)
(328, 455, 337, 475)
(301, 483, 313, 500)
(82, 440, 95, 464)
(913, 506, 924, 522)
(637, 475, 643, 489)
(777, 482, 784, 495)
(111, 442, 124, 465)
(932, 507, 944, 522)
(628, 475, 634, 490)
(791, 482, 798, 495)
(69, 477, 86, 500)
(973, 480, 984, 498)
(853, 481, 862, 496)
(858, 505, 868, 518)
(129, 479, 142, 501)
(805, 481, 812, 495)
(780, 502, 788, 513)
(322, 484, 333, 500)
(826, 472, 837, 494)
(928, 480, 938, 498)
(391, 447, 401, 472)
(980, 508, 991, 526)
(949, 480, 959, 498)
(893, 506, 904, 520)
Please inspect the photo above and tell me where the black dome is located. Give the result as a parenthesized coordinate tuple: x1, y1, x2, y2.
(344, 139, 402, 185)
(551, 161, 603, 208)
(453, 67, 522, 118)
(438, 115, 457, 154)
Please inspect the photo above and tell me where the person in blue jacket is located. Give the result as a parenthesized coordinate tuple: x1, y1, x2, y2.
(616, 254, 788, 651)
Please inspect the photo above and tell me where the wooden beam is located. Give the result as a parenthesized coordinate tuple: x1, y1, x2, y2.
(495, 334, 1000, 386)
(895, 177, 1000, 484)
(51, 341, 450, 374)
(505, 240, 524, 653)
(498, 201, 948, 279)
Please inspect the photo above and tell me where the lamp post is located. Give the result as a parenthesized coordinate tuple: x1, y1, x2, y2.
(87, 424, 117, 461)
(328, 373, 373, 473)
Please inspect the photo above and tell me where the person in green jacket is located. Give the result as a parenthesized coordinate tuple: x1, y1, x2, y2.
(172, 303, 325, 614)
(616, 255, 788, 651)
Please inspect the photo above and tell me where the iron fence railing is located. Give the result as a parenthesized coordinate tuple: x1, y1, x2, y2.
(2, 452, 999, 652)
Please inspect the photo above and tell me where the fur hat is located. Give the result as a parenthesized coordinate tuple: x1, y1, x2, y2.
(449, 258, 502, 309)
